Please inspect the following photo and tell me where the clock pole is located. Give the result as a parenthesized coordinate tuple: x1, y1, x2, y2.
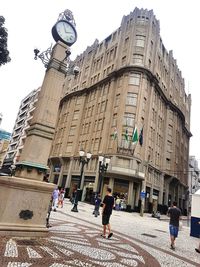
(0, 10, 77, 237)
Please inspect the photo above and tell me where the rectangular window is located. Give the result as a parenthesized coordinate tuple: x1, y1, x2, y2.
(124, 37, 129, 49)
(100, 101, 107, 112)
(126, 93, 137, 106)
(133, 54, 143, 65)
(73, 110, 79, 120)
(168, 125, 173, 137)
(84, 66, 89, 77)
(129, 73, 141, 86)
(123, 113, 135, 126)
(142, 97, 146, 111)
(167, 141, 172, 152)
(87, 107, 92, 117)
(69, 126, 76, 136)
(115, 94, 120, 107)
(136, 35, 145, 47)
(109, 49, 114, 62)
(97, 119, 103, 131)
(76, 97, 82, 105)
(122, 56, 126, 66)
(112, 113, 117, 126)
(66, 142, 73, 153)
(94, 138, 99, 151)
(84, 123, 89, 134)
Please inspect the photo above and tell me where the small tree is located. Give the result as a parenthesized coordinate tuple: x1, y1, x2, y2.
(0, 16, 11, 67)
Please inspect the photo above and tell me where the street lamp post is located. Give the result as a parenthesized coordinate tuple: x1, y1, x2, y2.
(97, 156, 110, 194)
(71, 150, 92, 212)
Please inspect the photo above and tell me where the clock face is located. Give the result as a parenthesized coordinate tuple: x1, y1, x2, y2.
(55, 20, 77, 45)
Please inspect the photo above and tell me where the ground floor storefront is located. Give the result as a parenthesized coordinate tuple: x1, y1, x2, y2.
(50, 170, 188, 214)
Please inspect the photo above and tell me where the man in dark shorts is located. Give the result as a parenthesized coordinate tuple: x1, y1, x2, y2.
(101, 187, 114, 239)
(167, 201, 181, 250)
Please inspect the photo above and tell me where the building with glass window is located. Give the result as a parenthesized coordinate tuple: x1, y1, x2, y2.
(2, 87, 41, 172)
(0, 129, 11, 168)
(49, 8, 191, 213)
(188, 156, 200, 210)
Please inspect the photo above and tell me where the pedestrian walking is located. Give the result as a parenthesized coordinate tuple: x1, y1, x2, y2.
(58, 188, 65, 208)
(195, 221, 200, 253)
(70, 186, 77, 204)
(101, 187, 114, 239)
(52, 187, 59, 212)
(94, 194, 101, 217)
(115, 196, 121, 211)
(167, 201, 181, 250)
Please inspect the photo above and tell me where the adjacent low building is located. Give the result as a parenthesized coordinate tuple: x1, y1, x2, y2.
(49, 8, 191, 213)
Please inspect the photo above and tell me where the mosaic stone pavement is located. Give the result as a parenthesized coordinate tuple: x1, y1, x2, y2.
(0, 218, 160, 267)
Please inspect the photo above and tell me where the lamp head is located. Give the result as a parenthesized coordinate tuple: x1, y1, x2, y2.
(34, 48, 40, 60)
(79, 150, 85, 157)
(86, 152, 92, 159)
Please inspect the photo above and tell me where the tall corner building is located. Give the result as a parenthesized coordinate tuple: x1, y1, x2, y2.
(2, 87, 41, 172)
(49, 8, 191, 213)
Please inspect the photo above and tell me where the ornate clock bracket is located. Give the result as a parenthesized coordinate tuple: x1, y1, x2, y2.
(34, 44, 53, 68)
(57, 9, 76, 27)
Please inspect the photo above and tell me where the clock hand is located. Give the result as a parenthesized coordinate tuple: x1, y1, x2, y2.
(63, 22, 68, 33)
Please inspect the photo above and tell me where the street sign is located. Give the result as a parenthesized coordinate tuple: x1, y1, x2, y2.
(140, 191, 146, 198)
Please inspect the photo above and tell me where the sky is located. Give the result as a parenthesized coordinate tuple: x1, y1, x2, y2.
(0, 0, 199, 164)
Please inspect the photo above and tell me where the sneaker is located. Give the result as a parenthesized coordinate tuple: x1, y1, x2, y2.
(195, 248, 200, 253)
(101, 234, 106, 238)
(170, 244, 175, 250)
(108, 233, 113, 239)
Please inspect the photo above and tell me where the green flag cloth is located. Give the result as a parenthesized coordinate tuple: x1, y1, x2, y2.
(132, 126, 138, 143)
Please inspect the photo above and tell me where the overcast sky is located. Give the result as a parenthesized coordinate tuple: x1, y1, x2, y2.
(0, 0, 199, 163)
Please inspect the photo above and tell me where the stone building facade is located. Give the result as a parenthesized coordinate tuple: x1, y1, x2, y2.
(2, 87, 41, 172)
(49, 8, 191, 213)
(188, 156, 200, 209)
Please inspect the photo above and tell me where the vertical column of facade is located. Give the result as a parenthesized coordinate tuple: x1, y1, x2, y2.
(128, 180, 134, 208)
(158, 173, 164, 205)
(164, 180, 169, 206)
(149, 185, 153, 204)
(57, 158, 64, 186)
(135, 183, 140, 208)
(101, 79, 117, 153)
(65, 158, 73, 189)
(109, 177, 114, 191)
(163, 107, 170, 203)
(49, 159, 55, 182)
(73, 94, 87, 155)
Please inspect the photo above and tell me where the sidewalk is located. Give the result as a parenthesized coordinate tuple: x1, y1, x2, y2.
(0, 200, 199, 267)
